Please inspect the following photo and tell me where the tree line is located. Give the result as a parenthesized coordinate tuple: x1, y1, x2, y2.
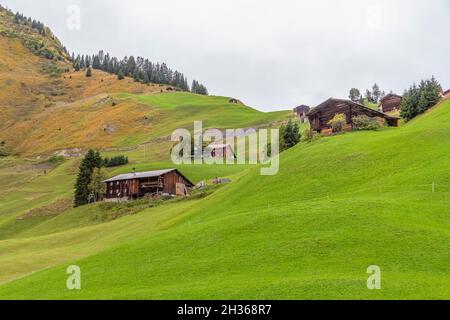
(348, 77, 442, 121)
(72, 50, 208, 94)
(349, 84, 387, 104)
(13, 11, 47, 36)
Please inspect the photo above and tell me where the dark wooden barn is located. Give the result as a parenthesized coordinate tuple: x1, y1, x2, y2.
(307, 98, 399, 134)
(379, 94, 402, 113)
(103, 169, 194, 201)
(293, 105, 310, 123)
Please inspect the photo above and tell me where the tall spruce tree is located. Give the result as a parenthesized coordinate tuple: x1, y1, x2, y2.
(74, 150, 103, 207)
(372, 83, 381, 103)
(117, 69, 125, 80)
(282, 120, 300, 149)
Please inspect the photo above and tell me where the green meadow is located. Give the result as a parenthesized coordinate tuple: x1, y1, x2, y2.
(116, 92, 290, 134)
(0, 97, 449, 299)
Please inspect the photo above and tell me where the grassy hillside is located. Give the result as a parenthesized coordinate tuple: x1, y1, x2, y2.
(0, 98, 449, 299)
(1, 89, 289, 155)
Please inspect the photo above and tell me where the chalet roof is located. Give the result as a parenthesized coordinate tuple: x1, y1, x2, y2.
(307, 98, 399, 119)
(103, 169, 193, 186)
(293, 105, 310, 112)
(443, 89, 450, 96)
(380, 93, 402, 103)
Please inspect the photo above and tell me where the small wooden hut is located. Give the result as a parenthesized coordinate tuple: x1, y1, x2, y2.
(103, 169, 194, 201)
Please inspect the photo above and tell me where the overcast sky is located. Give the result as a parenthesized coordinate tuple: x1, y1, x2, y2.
(2, 0, 450, 111)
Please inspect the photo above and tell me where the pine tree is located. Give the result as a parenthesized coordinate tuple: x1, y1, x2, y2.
(365, 89, 373, 103)
(80, 55, 86, 69)
(92, 55, 101, 69)
(127, 56, 136, 76)
(117, 69, 125, 80)
(74, 150, 103, 207)
(143, 72, 150, 84)
(372, 83, 381, 103)
(86, 67, 92, 77)
(400, 77, 441, 121)
(282, 120, 300, 149)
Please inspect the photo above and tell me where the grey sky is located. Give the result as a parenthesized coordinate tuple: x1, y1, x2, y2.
(2, 0, 450, 111)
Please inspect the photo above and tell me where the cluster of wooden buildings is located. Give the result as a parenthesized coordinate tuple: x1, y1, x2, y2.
(306, 98, 400, 133)
(300, 86, 450, 133)
(293, 94, 403, 134)
(102, 88, 450, 202)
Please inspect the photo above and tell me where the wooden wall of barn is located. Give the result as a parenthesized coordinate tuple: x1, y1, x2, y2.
(162, 171, 191, 195)
(381, 96, 402, 113)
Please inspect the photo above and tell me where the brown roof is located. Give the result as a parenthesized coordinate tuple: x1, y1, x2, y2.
(307, 98, 399, 119)
(104, 169, 194, 186)
(293, 105, 310, 113)
(380, 93, 402, 103)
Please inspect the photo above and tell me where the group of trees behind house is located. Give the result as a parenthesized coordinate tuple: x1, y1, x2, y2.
(103, 155, 129, 168)
(74, 150, 104, 207)
(74, 151, 129, 207)
(400, 77, 442, 121)
(349, 84, 386, 104)
(71, 50, 208, 94)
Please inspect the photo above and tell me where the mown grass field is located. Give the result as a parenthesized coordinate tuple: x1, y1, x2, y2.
(0, 98, 449, 299)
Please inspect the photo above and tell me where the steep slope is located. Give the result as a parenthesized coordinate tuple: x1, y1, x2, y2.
(0, 6, 71, 130)
(0, 99, 449, 299)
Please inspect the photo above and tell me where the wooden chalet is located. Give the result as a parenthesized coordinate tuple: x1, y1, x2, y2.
(379, 94, 402, 113)
(293, 105, 310, 123)
(307, 98, 399, 134)
(103, 169, 194, 201)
